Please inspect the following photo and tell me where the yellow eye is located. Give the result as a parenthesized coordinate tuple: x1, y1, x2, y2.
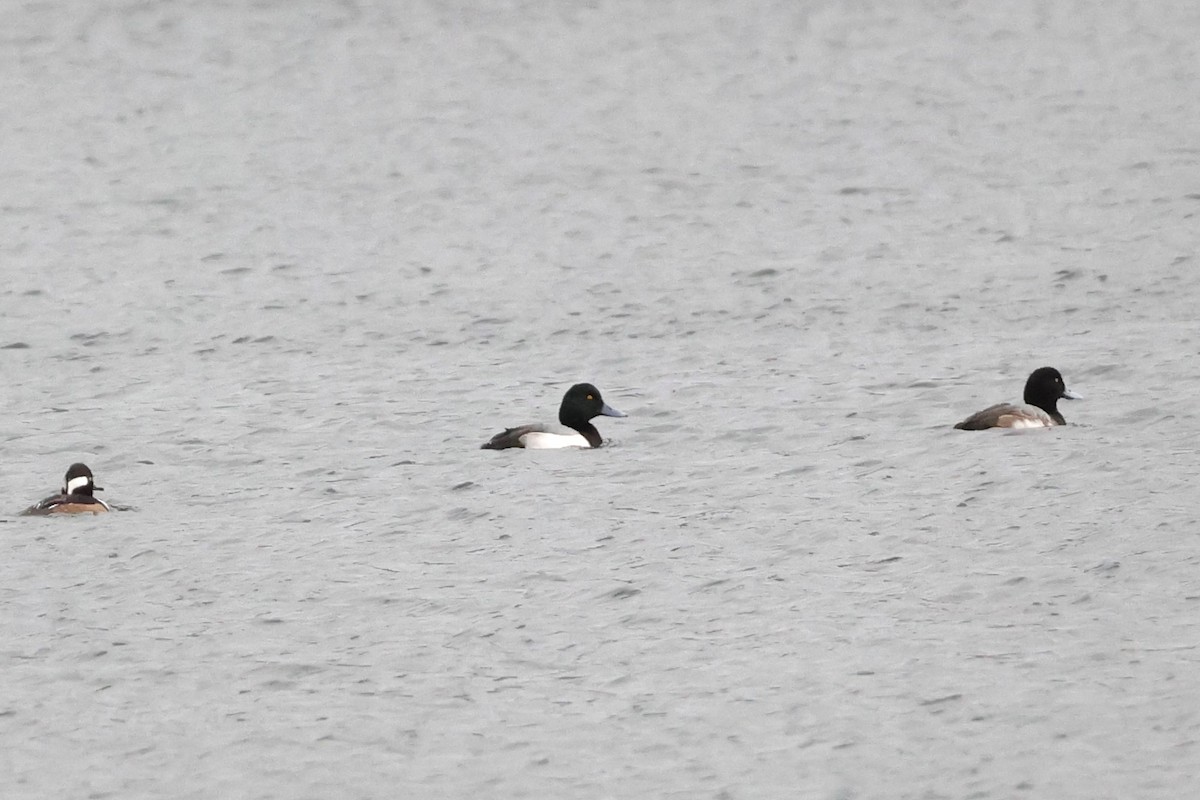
(587, 394, 594, 400)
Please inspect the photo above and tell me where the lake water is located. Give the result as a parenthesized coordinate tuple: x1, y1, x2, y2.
(3, 1, 1199, 798)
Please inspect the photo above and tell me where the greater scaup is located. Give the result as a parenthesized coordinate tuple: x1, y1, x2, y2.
(21, 462, 111, 516)
(481, 383, 626, 449)
(954, 367, 1081, 430)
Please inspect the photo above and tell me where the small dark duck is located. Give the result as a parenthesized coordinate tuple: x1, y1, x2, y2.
(482, 383, 626, 449)
(22, 462, 111, 516)
(954, 367, 1081, 430)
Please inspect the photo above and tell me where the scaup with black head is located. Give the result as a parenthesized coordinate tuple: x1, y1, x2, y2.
(482, 383, 626, 449)
(954, 367, 1081, 430)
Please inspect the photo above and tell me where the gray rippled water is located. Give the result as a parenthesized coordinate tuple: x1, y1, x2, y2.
(2, 1, 1199, 798)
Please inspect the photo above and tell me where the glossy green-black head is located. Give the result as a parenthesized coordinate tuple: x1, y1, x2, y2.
(1023, 367, 1081, 411)
(559, 383, 626, 426)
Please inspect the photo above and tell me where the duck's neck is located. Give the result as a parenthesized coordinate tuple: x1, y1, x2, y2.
(1029, 396, 1065, 425)
(578, 423, 602, 448)
(562, 416, 603, 447)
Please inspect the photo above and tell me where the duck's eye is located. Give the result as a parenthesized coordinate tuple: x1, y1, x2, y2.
(587, 394, 594, 400)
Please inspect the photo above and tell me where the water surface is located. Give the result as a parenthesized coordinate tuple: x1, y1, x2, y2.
(2, 2, 1199, 797)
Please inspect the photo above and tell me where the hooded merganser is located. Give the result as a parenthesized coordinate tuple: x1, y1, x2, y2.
(21, 462, 111, 516)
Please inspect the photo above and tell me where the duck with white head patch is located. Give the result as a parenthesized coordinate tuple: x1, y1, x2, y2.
(481, 383, 626, 450)
(954, 367, 1082, 430)
(21, 462, 111, 515)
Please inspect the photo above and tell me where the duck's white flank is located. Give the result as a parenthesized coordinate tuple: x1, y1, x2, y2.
(519, 430, 592, 449)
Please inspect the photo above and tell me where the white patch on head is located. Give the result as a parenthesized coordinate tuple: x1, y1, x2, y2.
(66, 475, 91, 494)
(519, 431, 591, 449)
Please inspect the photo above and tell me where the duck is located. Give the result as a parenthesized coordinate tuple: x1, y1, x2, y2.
(21, 463, 111, 515)
(954, 367, 1081, 430)
(481, 383, 626, 449)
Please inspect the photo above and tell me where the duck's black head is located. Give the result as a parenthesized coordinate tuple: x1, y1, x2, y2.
(62, 463, 101, 497)
(558, 383, 626, 428)
(1023, 367, 1081, 420)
